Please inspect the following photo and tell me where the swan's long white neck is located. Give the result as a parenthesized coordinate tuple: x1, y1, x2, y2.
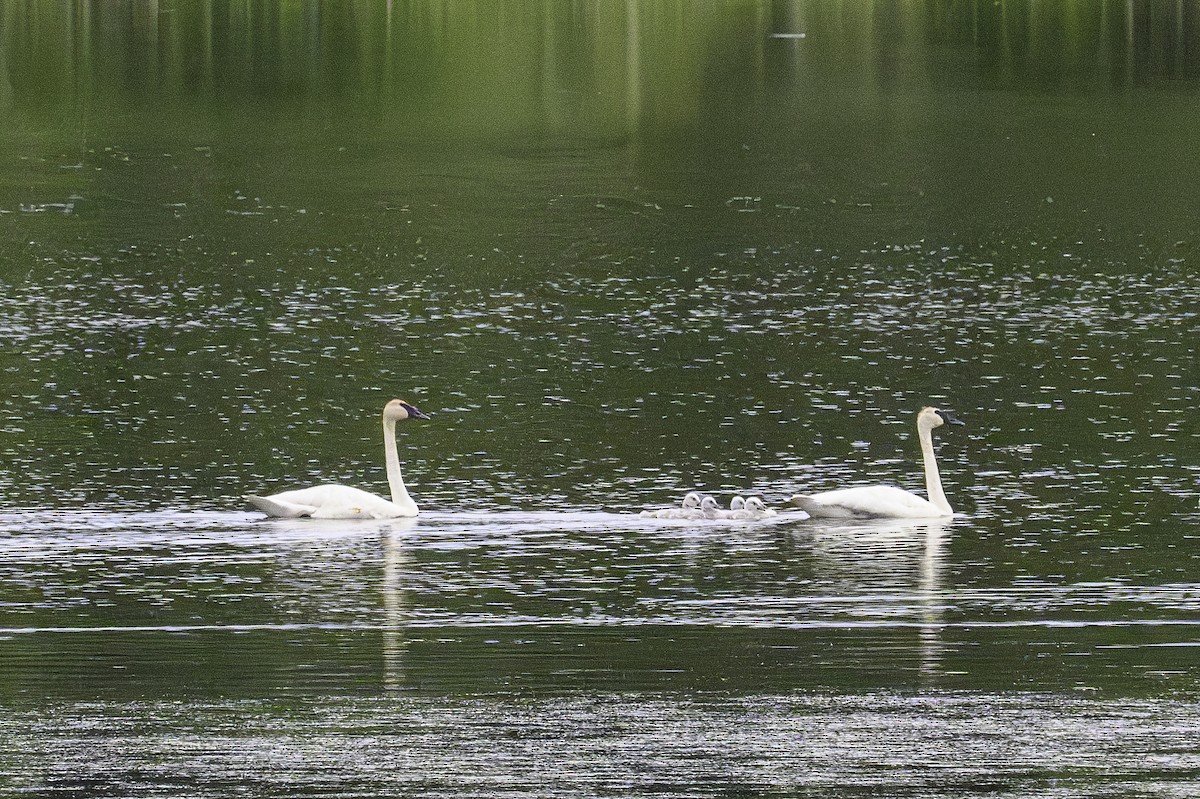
(918, 420, 952, 515)
(383, 416, 417, 513)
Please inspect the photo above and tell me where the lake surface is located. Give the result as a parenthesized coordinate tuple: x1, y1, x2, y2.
(1, 1, 1198, 796)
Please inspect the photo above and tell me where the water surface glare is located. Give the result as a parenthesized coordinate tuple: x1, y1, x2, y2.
(1, 510, 1197, 700)
(4, 694, 1200, 799)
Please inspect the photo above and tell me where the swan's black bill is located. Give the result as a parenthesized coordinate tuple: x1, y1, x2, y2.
(403, 403, 431, 420)
(936, 409, 965, 426)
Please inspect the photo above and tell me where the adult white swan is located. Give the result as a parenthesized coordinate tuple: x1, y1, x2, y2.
(246, 399, 430, 519)
(789, 406, 964, 519)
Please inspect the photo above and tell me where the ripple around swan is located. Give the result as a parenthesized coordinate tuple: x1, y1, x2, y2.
(1, 510, 1198, 655)
(0, 508, 806, 550)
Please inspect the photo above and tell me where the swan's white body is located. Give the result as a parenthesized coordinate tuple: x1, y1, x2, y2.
(723, 496, 777, 520)
(742, 497, 777, 519)
(247, 399, 429, 519)
(789, 407, 964, 519)
(641, 492, 708, 519)
(641, 493, 780, 522)
(700, 496, 724, 519)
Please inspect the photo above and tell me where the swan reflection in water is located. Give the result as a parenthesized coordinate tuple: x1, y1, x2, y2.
(254, 515, 418, 690)
(357, 509, 948, 688)
(382, 520, 418, 690)
(804, 517, 951, 681)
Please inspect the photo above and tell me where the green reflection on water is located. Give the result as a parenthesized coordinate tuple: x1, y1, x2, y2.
(5, 1, 1200, 126)
(0, 7, 1197, 788)
(0, 1, 1197, 512)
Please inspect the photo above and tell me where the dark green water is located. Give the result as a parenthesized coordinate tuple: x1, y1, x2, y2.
(1, 2, 1198, 796)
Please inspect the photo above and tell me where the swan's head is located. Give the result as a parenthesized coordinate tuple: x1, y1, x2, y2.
(682, 492, 703, 509)
(700, 496, 720, 512)
(730, 496, 746, 511)
(384, 399, 431, 422)
(920, 406, 964, 429)
(744, 497, 768, 512)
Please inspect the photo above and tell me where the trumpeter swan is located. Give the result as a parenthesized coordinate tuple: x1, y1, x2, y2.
(743, 497, 777, 518)
(789, 406, 964, 519)
(723, 496, 777, 520)
(246, 399, 430, 519)
(641, 491, 705, 519)
(700, 495, 724, 519)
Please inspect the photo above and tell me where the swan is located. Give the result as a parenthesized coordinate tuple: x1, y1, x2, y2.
(700, 495, 724, 519)
(641, 491, 705, 519)
(789, 406, 964, 519)
(730, 496, 746, 512)
(246, 399, 430, 519)
(722, 496, 777, 520)
(742, 497, 777, 518)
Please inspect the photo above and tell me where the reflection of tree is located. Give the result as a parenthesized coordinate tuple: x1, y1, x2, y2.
(0, 10, 12, 111)
(4, 1, 1199, 132)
